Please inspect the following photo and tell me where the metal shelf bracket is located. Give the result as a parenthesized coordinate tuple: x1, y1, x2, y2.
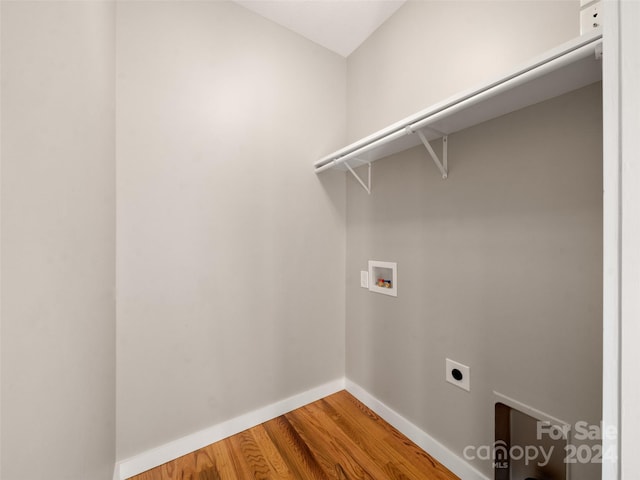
(415, 130, 448, 179)
(345, 161, 371, 194)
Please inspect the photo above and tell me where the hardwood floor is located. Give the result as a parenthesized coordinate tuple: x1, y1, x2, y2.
(128, 390, 459, 480)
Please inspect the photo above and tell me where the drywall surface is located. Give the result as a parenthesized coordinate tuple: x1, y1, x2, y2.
(345, 83, 602, 478)
(116, 1, 346, 459)
(1, 2, 116, 479)
(620, 0, 640, 477)
(347, 0, 580, 141)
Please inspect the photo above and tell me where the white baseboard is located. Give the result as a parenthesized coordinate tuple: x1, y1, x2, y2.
(345, 378, 489, 480)
(115, 378, 345, 479)
(115, 377, 487, 480)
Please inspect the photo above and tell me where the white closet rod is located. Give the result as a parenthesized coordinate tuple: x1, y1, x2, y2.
(315, 129, 407, 173)
(315, 36, 602, 174)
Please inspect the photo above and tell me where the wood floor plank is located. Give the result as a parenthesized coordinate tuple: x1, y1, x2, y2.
(228, 429, 269, 479)
(317, 396, 432, 480)
(211, 438, 240, 479)
(261, 415, 328, 480)
(173, 443, 201, 480)
(286, 401, 395, 479)
(250, 424, 298, 479)
(327, 392, 458, 480)
(226, 433, 261, 479)
(127, 391, 459, 480)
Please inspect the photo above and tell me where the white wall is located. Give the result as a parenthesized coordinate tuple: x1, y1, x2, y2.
(1, 2, 116, 479)
(1, 1, 622, 478)
(347, 0, 579, 141)
(115, 1, 346, 460)
(345, 84, 602, 479)
(345, 1, 603, 479)
(1, 0, 345, 471)
(620, 0, 640, 477)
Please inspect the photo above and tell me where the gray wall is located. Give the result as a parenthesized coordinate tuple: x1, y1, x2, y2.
(1, 0, 347, 473)
(115, 1, 346, 460)
(619, 1, 640, 477)
(1, 2, 116, 479)
(347, 0, 580, 141)
(0, 1, 608, 478)
(345, 3, 604, 478)
(346, 83, 602, 478)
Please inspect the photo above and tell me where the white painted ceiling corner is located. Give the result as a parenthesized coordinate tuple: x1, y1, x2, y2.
(233, 0, 407, 57)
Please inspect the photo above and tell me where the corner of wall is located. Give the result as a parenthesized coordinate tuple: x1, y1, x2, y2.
(345, 379, 489, 480)
(115, 378, 346, 479)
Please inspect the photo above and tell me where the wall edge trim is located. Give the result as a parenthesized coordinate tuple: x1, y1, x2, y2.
(115, 377, 488, 480)
(115, 377, 346, 479)
(345, 378, 490, 480)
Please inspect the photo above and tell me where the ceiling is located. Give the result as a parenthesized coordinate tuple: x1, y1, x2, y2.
(233, 0, 406, 57)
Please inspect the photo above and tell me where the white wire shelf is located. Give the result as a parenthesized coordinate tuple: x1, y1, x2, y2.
(314, 30, 603, 191)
